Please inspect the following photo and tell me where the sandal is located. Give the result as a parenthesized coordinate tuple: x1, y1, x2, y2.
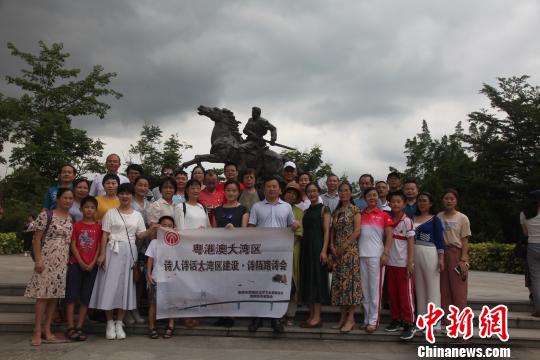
(340, 321, 356, 333)
(366, 325, 377, 333)
(163, 326, 174, 339)
(31, 333, 41, 347)
(148, 328, 159, 339)
(65, 328, 78, 341)
(75, 328, 87, 341)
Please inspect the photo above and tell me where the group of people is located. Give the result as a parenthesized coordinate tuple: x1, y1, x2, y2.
(23, 152, 540, 346)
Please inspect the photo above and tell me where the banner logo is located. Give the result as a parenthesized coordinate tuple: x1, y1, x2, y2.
(164, 230, 180, 246)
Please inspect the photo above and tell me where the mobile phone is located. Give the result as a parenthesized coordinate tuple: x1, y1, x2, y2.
(454, 264, 468, 281)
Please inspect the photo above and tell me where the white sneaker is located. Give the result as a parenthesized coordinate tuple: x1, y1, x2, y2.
(132, 309, 145, 324)
(106, 320, 116, 340)
(124, 311, 135, 325)
(115, 320, 126, 340)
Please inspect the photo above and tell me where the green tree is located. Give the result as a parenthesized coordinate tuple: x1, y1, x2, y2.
(403, 120, 436, 181)
(402, 121, 494, 239)
(280, 144, 333, 181)
(162, 133, 192, 169)
(129, 123, 192, 178)
(0, 41, 121, 177)
(0, 41, 121, 232)
(129, 123, 164, 177)
(401, 76, 540, 243)
(462, 76, 540, 242)
(464, 76, 540, 194)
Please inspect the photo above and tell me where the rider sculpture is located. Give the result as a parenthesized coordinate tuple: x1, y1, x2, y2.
(181, 105, 289, 182)
(238, 107, 277, 173)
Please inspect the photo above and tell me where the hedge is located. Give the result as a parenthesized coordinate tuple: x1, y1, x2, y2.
(0, 232, 23, 255)
(468, 243, 524, 274)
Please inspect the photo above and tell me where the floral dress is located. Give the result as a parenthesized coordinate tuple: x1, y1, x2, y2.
(331, 204, 362, 305)
(24, 212, 72, 299)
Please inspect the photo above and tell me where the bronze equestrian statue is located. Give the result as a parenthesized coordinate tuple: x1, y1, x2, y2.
(181, 105, 294, 181)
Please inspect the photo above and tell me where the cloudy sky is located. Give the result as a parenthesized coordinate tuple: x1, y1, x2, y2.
(1, 0, 539, 181)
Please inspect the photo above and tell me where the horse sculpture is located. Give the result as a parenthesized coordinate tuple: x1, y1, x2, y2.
(181, 105, 285, 181)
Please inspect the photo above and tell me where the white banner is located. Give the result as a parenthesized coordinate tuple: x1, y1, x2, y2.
(155, 227, 293, 319)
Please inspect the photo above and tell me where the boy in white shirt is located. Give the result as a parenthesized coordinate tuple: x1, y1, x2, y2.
(381, 192, 416, 340)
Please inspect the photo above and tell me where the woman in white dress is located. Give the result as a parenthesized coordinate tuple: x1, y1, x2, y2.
(89, 183, 155, 340)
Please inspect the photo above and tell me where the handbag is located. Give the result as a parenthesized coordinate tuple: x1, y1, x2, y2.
(117, 209, 142, 283)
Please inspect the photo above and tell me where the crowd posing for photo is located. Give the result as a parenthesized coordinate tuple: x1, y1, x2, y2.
(23, 153, 540, 346)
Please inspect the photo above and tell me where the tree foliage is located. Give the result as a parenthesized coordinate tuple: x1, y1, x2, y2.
(128, 123, 192, 178)
(280, 144, 333, 181)
(402, 76, 540, 243)
(464, 75, 540, 192)
(0, 41, 121, 231)
(0, 41, 121, 178)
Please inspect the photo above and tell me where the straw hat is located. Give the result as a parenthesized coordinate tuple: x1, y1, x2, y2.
(284, 181, 301, 201)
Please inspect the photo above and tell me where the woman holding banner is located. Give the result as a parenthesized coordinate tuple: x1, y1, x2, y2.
(211, 180, 248, 327)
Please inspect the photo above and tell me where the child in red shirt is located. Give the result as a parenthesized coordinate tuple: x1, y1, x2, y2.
(65, 196, 101, 341)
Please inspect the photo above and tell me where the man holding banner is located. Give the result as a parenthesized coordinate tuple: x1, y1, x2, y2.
(247, 176, 299, 333)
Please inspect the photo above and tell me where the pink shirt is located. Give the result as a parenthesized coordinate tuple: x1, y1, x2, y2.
(358, 207, 394, 257)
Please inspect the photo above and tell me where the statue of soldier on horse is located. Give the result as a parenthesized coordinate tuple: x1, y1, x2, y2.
(181, 105, 295, 182)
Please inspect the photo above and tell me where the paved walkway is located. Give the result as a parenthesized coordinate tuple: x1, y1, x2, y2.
(1, 333, 538, 360)
(0, 254, 530, 302)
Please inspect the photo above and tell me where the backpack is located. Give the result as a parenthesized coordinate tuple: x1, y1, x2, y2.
(182, 202, 208, 217)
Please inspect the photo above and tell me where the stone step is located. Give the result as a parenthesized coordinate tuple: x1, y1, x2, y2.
(2, 279, 532, 310)
(1, 296, 537, 330)
(0, 282, 533, 311)
(0, 284, 25, 297)
(0, 296, 34, 313)
(0, 312, 537, 347)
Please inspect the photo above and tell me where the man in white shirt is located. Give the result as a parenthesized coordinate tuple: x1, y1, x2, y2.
(376, 181, 391, 212)
(247, 177, 299, 333)
(321, 173, 340, 213)
(89, 154, 130, 196)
